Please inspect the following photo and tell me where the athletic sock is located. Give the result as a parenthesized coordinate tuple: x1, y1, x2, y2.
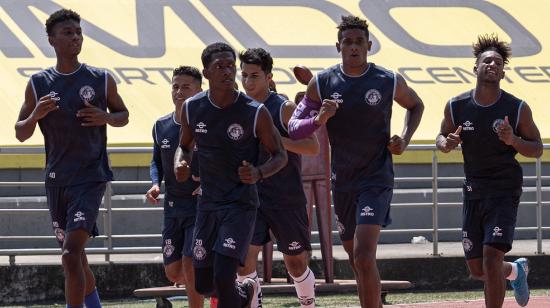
(506, 262, 518, 280)
(84, 288, 102, 308)
(237, 271, 262, 308)
(290, 267, 316, 307)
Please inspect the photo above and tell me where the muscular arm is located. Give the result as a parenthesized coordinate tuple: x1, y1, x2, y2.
(509, 103, 543, 158)
(174, 102, 195, 182)
(255, 107, 288, 178)
(393, 73, 424, 145)
(15, 81, 42, 142)
(436, 101, 462, 153)
(281, 100, 319, 155)
(288, 78, 323, 140)
(105, 74, 129, 127)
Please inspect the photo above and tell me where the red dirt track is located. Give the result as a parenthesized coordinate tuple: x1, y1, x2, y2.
(386, 296, 550, 307)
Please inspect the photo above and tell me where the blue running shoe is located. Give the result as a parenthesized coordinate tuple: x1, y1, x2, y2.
(510, 258, 530, 307)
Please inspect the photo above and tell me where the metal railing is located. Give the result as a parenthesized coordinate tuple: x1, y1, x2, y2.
(0, 145, 548, 265)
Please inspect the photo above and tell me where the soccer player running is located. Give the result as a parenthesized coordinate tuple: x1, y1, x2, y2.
(14, 9, 129, 308)
(237, 48, 320, 307)
(174, 42, 287, 308)
(436, 34, 542, 308)
(288, 16, 424, 308)
(145, 66, 204, 307)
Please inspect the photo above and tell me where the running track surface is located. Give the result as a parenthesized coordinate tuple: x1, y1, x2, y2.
(386, 296, 550, 307)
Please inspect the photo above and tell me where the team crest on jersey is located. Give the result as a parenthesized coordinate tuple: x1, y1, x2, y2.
(227, 123, 244, 141)
(365, 89, 382, 106)
(193, 239, 207, 260)
(163, 239, 175, 257)
(492, 119, 505, 133)
(79, 85, 95, 102)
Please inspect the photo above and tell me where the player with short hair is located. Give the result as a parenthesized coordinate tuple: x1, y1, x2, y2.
(237, 47, 319, 307)
(15, 9, 129, 308)
(174, 42, 288, 308)
(146, 66, 204, 307)
(288, 15, 425, 307)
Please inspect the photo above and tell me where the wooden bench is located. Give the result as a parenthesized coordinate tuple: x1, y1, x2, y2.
(133, 279, 413, 307)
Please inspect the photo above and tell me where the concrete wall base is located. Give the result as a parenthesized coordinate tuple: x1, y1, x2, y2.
(2, 255, 549, 305)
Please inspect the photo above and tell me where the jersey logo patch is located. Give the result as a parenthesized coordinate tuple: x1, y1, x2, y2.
(227, 124, 244, 141)
(223, 237, 237, 249)
(195, 122, 208, 134)
(161, 138, 170, 149)
(365, 89, 382, 106)
(463, 120, 475, 131)
(79, 85, 95, 102)
(360, 206, 375, 217)
(492, 119, 505, 133)
(330, 92, 344, 104)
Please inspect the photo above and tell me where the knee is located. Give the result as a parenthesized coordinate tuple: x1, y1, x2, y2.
(195, 281, 213, 296)
(61, 249, 83, 271)
(285, 255, 308, 278)
(469, 268, 485, 281)
(353, 249, 376, 272)
(164, 267, 183, 284)
(482, 255, 502, 273)
(195, 276, 214, 295)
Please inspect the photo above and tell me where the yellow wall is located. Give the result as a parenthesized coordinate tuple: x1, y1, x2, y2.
(1, 1, 549, 167)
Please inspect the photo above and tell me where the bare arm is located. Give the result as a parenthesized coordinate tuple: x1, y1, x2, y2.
(239, 107, 288, 184)
(77, 73, 129, 127)
(15, 81, 58, 142)
(498, 103, 542, 158)
(280, 100, 319, 155)
(436, 101, 462, 153)
(105, 74, 129, 126)
(389, 73, 424, 154)
(174, 102, 195, 182)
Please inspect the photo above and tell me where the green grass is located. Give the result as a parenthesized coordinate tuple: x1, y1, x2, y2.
(7, 289, 550, 307)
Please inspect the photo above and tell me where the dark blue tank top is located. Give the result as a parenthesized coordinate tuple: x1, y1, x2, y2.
(186, 91, 261, 210)
(258, 92, 307, 210)
(450, 90, 523, 199)
(31, 64, 113, 187)
(317, 63, 395, 192)
(153, 112, 199, 216)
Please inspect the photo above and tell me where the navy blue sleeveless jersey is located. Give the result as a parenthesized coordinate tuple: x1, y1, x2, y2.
(151, 112, 199, 216)
(450, 90, 523, 199)
(186, 91, 262, 210)
(317, 63, 396, 192)
(258, 92, 307, 210)
(30, 64, 113, 187)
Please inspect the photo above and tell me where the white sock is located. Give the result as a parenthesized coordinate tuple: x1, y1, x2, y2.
(506, 262, 518, 280)
(290, 267, 316, 307)
(237, 271, 262, 308)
